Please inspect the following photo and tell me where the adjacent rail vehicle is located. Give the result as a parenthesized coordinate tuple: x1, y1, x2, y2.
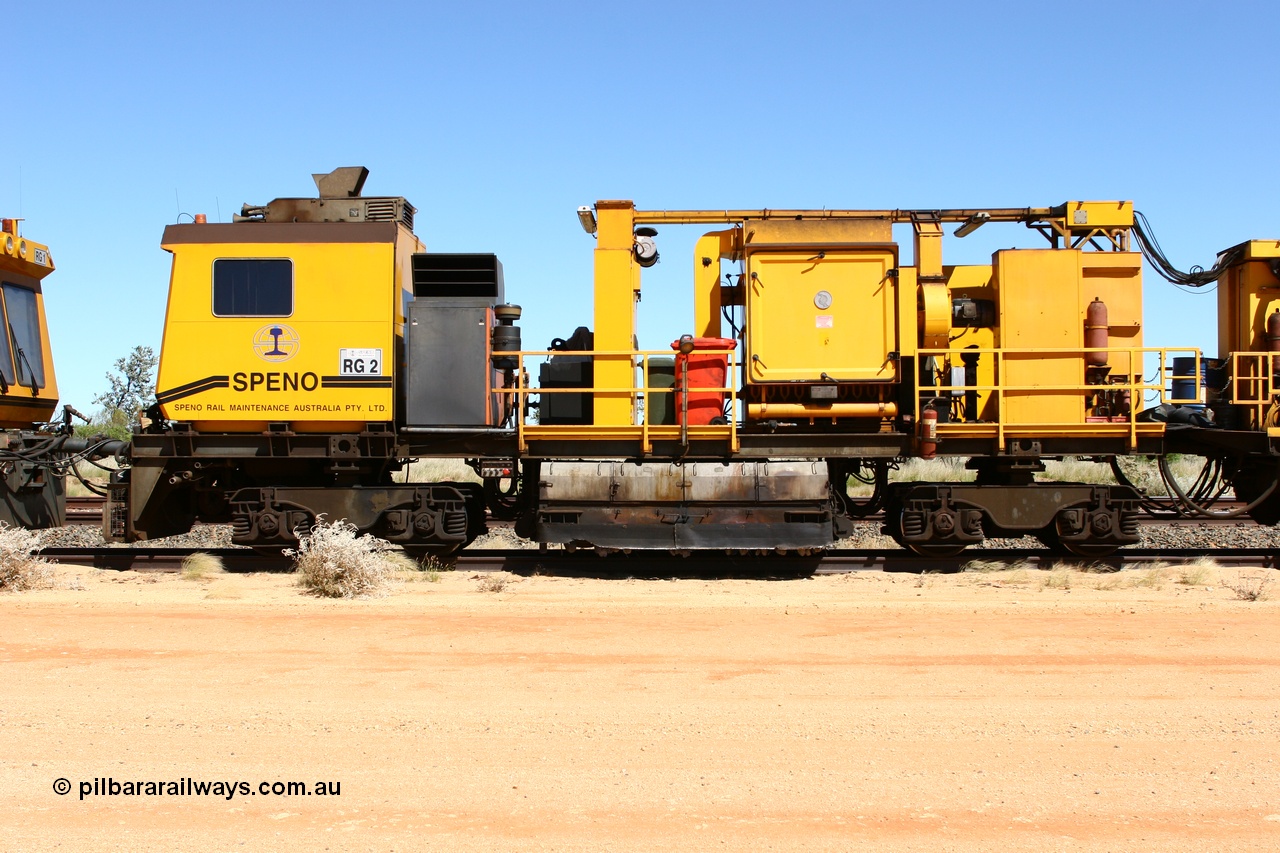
(0, 218, 120, 528)
(105, 167, 1280, 557)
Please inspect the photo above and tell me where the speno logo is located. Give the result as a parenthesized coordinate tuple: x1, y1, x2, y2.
(253, 324, 300, 362)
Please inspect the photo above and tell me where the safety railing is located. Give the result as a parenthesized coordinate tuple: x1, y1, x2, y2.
(494, 349, 740, 453)
(915, 346, 1205, 449)
(1227, 352, 1279, 431)
(490, 346, 1263, 452)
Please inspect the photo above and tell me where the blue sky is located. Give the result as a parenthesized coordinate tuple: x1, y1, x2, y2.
(6, 1, 1278, 412)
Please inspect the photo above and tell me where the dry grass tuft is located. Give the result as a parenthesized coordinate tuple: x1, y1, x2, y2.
(476, 573, 511, 593)
(1092, 573, 1126, 591)
(288, 518, 402, 599)
(1110, 455, 1207, 496)
(893, 457, 976, 484)
(0, 523, 54, 591)
(1040, 569, 1072, 590)
(960, 561, 1038, 587)
(380, 551, 419, 574)
(1222, 572, 1273, 602)
(1040, 458, 1115, 484)
(1131, 566, 1168, 589)
(962, 559, 1009, 574)
(400, 550, 454, 583)
(965, 559, 1036, 572)
(401, 458, 481, 484)
(180, 552, 225, 580)
(1175, 560, 1219, 586)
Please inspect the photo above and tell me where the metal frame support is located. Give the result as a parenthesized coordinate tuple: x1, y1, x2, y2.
(592, 201, 639, 426)
(693, 229, 740, 338)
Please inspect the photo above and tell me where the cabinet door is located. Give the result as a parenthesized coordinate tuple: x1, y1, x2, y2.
(746, 249, 897, 383)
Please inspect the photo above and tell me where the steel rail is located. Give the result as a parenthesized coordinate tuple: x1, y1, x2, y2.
(65, 496, 107, 526)
(38, 546, 1279, 575)
(54, 497, 1263, 530)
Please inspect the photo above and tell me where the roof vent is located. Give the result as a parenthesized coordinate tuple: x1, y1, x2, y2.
(312, 167, 370, 198)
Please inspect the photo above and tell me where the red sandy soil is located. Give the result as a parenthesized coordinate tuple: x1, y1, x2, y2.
(2, 563, 1278, 851)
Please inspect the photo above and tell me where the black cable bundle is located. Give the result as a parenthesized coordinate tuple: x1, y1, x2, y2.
(1132, 211, 1244, 288)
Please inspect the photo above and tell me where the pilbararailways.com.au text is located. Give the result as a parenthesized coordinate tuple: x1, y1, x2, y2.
(57, 777, 340, 801)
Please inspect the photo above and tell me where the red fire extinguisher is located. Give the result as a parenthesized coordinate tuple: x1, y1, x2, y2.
(920, 406, 938, 460)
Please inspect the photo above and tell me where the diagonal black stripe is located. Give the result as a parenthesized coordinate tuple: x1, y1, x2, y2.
(156, 377, 230, 404)
(157, 374, 230, 397)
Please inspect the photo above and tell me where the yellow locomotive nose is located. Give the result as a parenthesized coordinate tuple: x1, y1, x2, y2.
(0, 218, 75, 530)
(0, 218, 58, 424)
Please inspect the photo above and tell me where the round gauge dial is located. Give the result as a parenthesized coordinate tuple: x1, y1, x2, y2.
(814, 290, 833, 310)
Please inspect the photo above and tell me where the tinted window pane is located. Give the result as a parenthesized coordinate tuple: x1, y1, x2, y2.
(0, 284, 14, 386)
(213, 259, 292, 316)
(2, 284, 45, 388)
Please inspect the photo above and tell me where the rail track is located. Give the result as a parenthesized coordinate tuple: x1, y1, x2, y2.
(65, 495, 109, 526)
(60, 494, 1266, 530)
(37, 545, 1280, 576)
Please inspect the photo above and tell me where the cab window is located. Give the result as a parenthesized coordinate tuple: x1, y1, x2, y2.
(213, 259, 293, 317)
(1, 283, 45, 388)
(0, 285, 13, 387)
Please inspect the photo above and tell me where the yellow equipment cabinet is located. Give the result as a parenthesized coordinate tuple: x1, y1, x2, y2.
(156, 220, 420, 434)
(1218, 240, 1280, 355)
(993, 248, 1144, 428)
(1215, 240, 1280, 430)
(744, 247, 898, 384)
(1079, 251, 1143, 379)
(994, 249, 1087, 426)
(739, 219, 901, 420)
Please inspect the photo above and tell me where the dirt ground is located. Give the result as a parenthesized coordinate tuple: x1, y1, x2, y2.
(2, 562, 1278, 852)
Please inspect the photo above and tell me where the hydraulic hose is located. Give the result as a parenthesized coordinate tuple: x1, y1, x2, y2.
(1159, 455, 1278, 519)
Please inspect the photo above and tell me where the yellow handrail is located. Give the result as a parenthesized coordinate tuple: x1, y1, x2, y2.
(916, 346, 1205, 449)
(494, 349, 740, 453)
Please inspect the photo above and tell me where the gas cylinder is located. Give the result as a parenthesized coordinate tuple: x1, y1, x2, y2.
(920, 407, 938, 460)
(1085, 297, 1108, 367)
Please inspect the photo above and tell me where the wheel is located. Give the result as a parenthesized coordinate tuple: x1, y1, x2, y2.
(1229, 460, 1280, 526)
(1037, 525, 1119, 558)
(887, 505, 969, 557)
